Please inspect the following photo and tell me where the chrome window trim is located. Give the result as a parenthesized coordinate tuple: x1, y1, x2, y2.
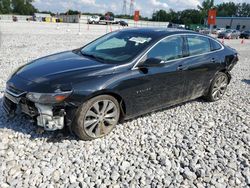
(132, 33, 224, 70)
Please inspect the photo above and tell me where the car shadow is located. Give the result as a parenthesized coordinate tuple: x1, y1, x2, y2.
(123, 97, 207, 123)
(0, 96, 207, 142)
(242, 79, 250, 85)
(0, 96, 78, 143)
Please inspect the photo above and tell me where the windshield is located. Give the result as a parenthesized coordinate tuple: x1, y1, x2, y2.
(81, 31, 154, 64)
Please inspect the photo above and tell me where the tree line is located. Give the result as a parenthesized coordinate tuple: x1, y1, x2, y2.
(152, 0, 250, 25)
(0, 0, 250, 26)
(0, 0, 37, 15)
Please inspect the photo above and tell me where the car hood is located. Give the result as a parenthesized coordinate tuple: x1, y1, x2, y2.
(14, 50, 115, 84)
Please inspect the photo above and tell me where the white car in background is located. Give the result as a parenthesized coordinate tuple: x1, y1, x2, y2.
(87, 15, 100, 24)
(216, 28, 226, 34)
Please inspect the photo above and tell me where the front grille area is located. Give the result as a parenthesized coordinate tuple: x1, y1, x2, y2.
(3, 90, 38, 117)
(19, 98, 38, 117)
(6, 85, 25, 96)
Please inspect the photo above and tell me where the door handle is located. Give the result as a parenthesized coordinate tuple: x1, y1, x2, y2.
(211, 58, 216, 63)
(177, 64, 183, 71)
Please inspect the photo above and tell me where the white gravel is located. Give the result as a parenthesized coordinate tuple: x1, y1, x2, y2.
(0, 22, 249, 188)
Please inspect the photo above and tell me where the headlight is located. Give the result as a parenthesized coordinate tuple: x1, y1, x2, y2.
(26, 91, 72, 104)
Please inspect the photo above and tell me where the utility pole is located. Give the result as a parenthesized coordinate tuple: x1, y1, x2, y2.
(122, 0, 127, 15)
(129, 0, 135, 16)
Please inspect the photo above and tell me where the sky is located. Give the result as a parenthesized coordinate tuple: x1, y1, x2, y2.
(33, 0, 250, 17)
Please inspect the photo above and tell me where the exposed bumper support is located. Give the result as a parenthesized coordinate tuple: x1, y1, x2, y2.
(35, 103, 65, 131)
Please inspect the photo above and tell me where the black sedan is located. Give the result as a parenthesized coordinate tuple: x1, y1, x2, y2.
(3, 28, 238, 140)
(240, 30, 250, 39)
(119, 20, 128, 26)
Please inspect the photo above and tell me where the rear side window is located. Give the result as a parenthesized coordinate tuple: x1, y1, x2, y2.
(147, 36, 184, 61)
(210, 39, 222, 51)
(187, 35, 211, 55)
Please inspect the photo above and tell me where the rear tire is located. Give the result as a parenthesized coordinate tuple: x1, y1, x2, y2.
(73, 95, 120, 140)
(204, 72, 229, 102)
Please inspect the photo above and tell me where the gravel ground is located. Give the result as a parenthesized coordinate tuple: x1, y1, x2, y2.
(0, 22, 249, 188)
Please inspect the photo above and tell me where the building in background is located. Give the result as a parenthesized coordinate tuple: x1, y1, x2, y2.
(34, 13, 51, 22)
(57, 15, 80, 23)
(215, 17, 250, 31)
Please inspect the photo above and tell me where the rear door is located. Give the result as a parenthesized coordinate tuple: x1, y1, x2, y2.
(181, 35, 222, 100)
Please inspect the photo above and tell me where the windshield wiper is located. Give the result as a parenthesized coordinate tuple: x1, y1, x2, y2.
(80, 52, 106, 62)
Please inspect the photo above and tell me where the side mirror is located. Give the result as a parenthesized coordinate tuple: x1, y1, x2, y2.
(139, 58, 163, 68)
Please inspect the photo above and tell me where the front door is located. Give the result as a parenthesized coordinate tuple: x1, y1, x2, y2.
(120, 35, 187, 117)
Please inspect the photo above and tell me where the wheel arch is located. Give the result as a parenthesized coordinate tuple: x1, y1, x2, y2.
(204, 70, 231, 96)
(218, 69, 232, 84)
(83, 90, 127, 121)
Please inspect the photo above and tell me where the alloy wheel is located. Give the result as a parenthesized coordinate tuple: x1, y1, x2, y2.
(212, 75, 228, 101)
(83, 100, 119, 138)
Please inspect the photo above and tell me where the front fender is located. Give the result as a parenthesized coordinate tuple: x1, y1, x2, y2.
(66, 73, 127, 106)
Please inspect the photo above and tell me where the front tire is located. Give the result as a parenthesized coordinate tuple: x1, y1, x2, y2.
(205, 72, 229, 102)
(73, 95, 120, 140)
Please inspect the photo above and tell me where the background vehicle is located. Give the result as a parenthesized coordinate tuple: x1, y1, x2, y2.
(87, 15, 100, 24)
(214, 28, 226, 34)
(87, 15, 115, 25)
(199, 28, 210, 35)
(100, 15, 114, 24)
(12, 16, 18, 22)
(218, 29, 240, 39)
(26, 17, 34, 21)
(235, 30, 241, 36)
(240, 30, 250, 39)
(118, 20, 128, 26)
(3, 28, 238, 140)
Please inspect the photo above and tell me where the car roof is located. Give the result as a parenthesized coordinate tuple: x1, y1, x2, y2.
(116, 27, 219, 43)
(120, 27, 197, 38)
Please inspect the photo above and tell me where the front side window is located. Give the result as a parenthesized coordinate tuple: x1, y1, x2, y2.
(146, 36, 184, 62)
(187, 35, 211, 55)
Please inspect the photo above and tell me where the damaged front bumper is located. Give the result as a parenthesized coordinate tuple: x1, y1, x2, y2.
(3, 89, 76, 131)
(35, 103, 65, 131)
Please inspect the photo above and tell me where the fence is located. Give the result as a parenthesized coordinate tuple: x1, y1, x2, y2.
(80, 15, 169, 27)
(0, 14, 31, 21)
(0, 14, 169, 28)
